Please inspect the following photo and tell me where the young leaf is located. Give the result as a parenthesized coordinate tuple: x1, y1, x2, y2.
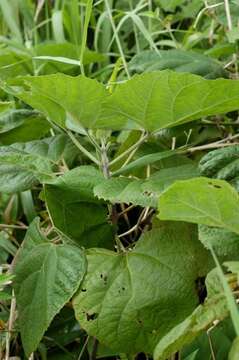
(73, 221, 210, 354)
(158, 177, 239, 235)
(13, 218, 87, 357)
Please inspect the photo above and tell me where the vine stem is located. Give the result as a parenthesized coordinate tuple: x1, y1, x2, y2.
(104, 0, 130, 78)
(0, 223, 28, 230)
(187, 133, 239, 153)
(67, 131, 100, 166)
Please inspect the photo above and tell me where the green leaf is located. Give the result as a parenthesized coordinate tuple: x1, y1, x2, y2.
(73, 221, 210, 354)
(0, 231, 17, 256)
(35, 42, 106, 68)
(100, 71, 239, 132)
(0, 134, 78, 193)
(95, 164, 199, 208)
(6, 71, 239, 132)
(129, 50, 226, 79)
(154, 0, 183, 11)
(44, 166, 114, 248)
(0, 101, 13, 114)
(13, 218, 87, 356)
(153, 295, 228, 360)
(0, 0, 22, 42)
(94, 177, 157, 208)
(0, 145, 54, 193)
(6, 74, 107, 129)
(112, 149, 177, 176)
(158, 177, 239, 235)
(229, 337, 239, 360)
(199, 225, 239, 261)
(0, 51, 32, 80)
(0, 113, 51, 145)
(199, 145, 239, 191)
(0, 135, 78, 192)
(33, 56, 81, 66)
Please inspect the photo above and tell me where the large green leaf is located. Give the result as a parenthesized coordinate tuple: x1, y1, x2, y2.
(44, 166, 114, 248)
(5, 71, 239, 132)
(100, 71, 239, 132)
(0, 135, 77, 193)
(73, 221, 210, 354)
(129, 50, 226, 78)
(14, 218, 87, 357)
(158, 177, 239, 234)
(6, 74, 107, 128)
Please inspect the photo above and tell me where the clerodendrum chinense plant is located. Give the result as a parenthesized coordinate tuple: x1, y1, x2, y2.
(1, 1, 239, 360)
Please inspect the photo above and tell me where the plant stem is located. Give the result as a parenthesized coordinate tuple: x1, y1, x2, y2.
(77, 336, 89, 360)
(100, 139, 111, 178)
(188, 133, 239, 153)
(0, 223, 28, 230)
(104, 0, 130, 78)
(67, 131, 100, 165)
(109, 132, 147, 166)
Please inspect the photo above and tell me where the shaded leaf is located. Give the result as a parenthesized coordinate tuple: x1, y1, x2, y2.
(153, 295, 228, 360)
(129, 50, 226, 79)
(0, 135, 77, 192)
(13, 218, 87, 356)
(44, 166, 114, 248)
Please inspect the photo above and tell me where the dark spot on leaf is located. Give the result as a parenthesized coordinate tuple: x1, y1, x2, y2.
(143, 191, 153, 197)
(100, 273, 108, 285)
(208, 182, 221, 189)
(195, 277, 207, 304)
(81, 288, 87, 292)
(122, 287, 125, 291)
(86, 313, 98, 321)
